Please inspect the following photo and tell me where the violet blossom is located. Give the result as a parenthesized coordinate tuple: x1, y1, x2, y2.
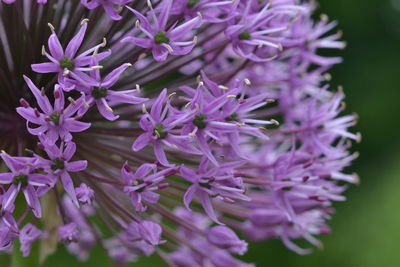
(0, 0, 358, 265)
(122, 0, 202, 61)
(17, 76, 91, 145)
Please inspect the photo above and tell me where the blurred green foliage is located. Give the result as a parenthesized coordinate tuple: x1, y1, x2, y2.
(10, 0, 400, 266)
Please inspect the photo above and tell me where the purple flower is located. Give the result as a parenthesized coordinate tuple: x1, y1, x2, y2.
(19, 223, 42, 257)
(181, 72, 272, 160)
(17, 76, 91, 145)
(225, 2, 296, 62)
(0, 151, 53, 218)
(122, 161, 175, 211)
(206, 226, 247, 255)
(75, 183, 95, 205)
(180, 73, 272, 165)
(138, 220, 165, 246)
(132, 89, 199, 166)
(0, 226, 17, 252)
(80, 0, 133, 20)
(33, 140, 87, 206)
(76, 59, 148, 121)
(0, 0, 358, 264)
(122, 0, 202, 61)
(181, 157, 249, 223)
(31, 20, 110, 89)
(61, 196, 96, 260)
(124, 221, 165, 246)
(0, 211, 18, 252)
(58, 222, 79, 243)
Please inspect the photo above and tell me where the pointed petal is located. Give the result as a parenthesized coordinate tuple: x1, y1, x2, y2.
(183, 184, 197, 210)
(132, 133, 152, 151)
(66, 160, 87, 172)
(153, 142, 170, 166)
(61, 172, 79, 207)
(48, 33, 64, 60)
(65, 22, 87, 58)
(199, 190, 222, 224)
(23, 76, 53, 114)
(23, 185, 42, 218)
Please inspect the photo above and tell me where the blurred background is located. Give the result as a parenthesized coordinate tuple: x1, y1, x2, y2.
(10, 0, 400, 266)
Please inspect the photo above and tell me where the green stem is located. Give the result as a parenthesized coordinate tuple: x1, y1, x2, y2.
(11, 240, 39, 267)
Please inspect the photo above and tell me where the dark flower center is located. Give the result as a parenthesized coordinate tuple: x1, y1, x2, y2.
(153, 124, 167, 139)
(200, 181, 212, 190)
(49, 111, 61, 125)
(92, 87, 108, 99)
(226, 112, 238, 122)
(13, 174, 28, 187)
(136, 182, 146, 193)
(154, 31, 170, 44)
(193, 114, 207, 129)
(59, 56, 75, 70)
(239, 30, 251, 40)
(187, 0, 200, 8)
(51, 158, 65, 171)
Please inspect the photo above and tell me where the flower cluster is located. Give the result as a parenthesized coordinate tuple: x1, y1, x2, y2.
(0, 0, 358, 265)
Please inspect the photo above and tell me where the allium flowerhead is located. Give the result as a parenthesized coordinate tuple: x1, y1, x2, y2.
(0, 0, 359, 265)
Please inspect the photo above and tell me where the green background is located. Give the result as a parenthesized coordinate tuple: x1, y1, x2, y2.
(9, 0, 400, 266)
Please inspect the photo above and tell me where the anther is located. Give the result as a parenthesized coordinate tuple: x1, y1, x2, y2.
(83, 99, 90, 108)
(68, 97, 77, 106)
(19, 98, 30, 108)
(356, 132, 362, 143)
(270, 119, 279, 126)
(165, 44, 174, 53)
(91, 65, 103, 70)
(47, 23, 55, 33)
(142, 104, 147, 113)
(81, 18, 89, 25)
(101, 38, 107, 47)
(323, 73, 332, 81)
(168, 92, 176, 99)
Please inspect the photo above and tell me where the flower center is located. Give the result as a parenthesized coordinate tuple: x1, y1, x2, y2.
(51, 158, 65, 171)
(92, 87, 108, 99)
(153, 124, 167, 139)
(13, 174, 28, 187)
(193, 114, 207, 129)
(59, 56, 75, 70)
(200, 181, 212, 190)
(226, 112, 238, 122)
(187, 0, 200, 8)
(154, 31, 170, 44)
(239, 30, 251, 40)
(49, 111, 61, 125)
